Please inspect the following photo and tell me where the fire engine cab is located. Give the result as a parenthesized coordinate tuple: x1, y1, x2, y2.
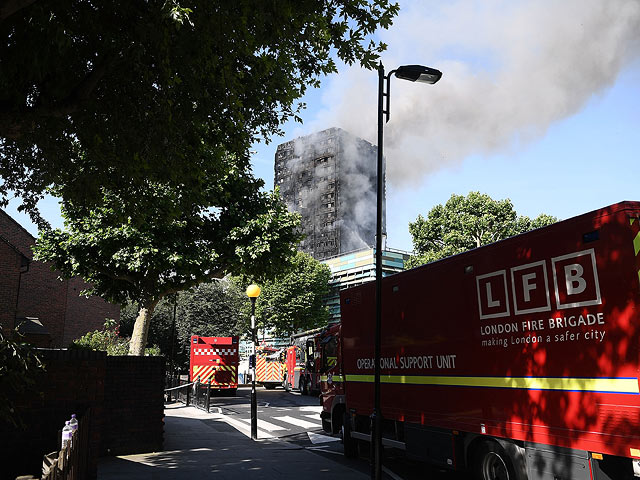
(284, 327, 324, 395)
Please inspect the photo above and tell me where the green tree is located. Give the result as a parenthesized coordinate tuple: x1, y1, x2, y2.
(408, 192, 558, 267)
(120, 279, 246, 372)
(0, 329, 44, 428)
(34, 179, 302, 355)
(0, 0, 399, 226)
(243, 251, 331, 337)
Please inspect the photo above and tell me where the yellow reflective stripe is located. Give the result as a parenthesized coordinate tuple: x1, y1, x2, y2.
(344, 374, 639, 394)
(634, 230, 640, 256)
(320, 375, 344, 382)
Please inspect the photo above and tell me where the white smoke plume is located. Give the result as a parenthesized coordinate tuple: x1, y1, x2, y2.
(309, 0, 640, 186)
(281, 129, 380, 254)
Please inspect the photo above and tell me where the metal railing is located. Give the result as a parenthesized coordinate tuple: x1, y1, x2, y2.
(165, 376, 214, 413)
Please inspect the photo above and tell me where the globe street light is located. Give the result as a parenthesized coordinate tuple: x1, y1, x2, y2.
(246, 283, 261, 440)
(372, 62, 441, 480)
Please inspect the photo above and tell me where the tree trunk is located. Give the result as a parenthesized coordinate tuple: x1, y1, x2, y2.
(129, 299, 159, 356)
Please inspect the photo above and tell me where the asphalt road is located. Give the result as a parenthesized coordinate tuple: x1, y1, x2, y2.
(208, 386, 469, 480)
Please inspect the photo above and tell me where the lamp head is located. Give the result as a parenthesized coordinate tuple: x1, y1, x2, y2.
(246, 284, 261, 298)
(394, 65, 442, 84)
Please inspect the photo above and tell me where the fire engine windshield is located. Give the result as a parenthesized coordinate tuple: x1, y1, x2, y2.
(322, 336, 337, 371)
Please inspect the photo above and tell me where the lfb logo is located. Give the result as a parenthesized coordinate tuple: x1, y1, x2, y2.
(476, 249, 602, 320)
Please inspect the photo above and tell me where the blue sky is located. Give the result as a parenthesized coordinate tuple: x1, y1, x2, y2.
(5, 0, 640, 253)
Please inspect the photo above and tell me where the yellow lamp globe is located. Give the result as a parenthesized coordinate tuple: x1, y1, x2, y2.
(246, 284, 261, 298)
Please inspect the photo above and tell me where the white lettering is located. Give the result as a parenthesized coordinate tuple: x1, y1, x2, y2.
(565, 264, 587, 295)
(486, 282, 500, 308)
(522, 272, 537, 302)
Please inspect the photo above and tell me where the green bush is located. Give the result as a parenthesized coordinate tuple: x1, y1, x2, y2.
(0, 328, 44, 428)
(72, 319, 160, 356)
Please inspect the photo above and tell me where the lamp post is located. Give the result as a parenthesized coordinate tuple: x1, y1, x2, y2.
(169, 293, 177, 381)
(246, 283, 261, 440)
(373, 62, 441, 480)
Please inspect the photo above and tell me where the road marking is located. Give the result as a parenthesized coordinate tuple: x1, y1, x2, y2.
(308, 431, 340, 444)
(300, 406, 323, 413)
(273, 415, 321, 429)
(215, 414, 274, 439)
(303, 414, 322, 422)
(306, 446, 344, 455)
(382, 466, 405, 480)
(237, 417, 288, 431)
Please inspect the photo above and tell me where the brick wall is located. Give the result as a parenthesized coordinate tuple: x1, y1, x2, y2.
(0, 238, 22, 333)
(17, 258, 69, 344)
(0, 210, 120, 346)
(103, 356, 165, 455)
(1, 349, 106, 480)
(2, 350, 166, 480)
(64, 277, 121, 345)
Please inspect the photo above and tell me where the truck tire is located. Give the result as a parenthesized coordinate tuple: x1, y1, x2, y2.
(341, 412, 358, 458)
(322, 417, 332, 433)
(473, 441, 517, 480)
(301, 378, 309, 395)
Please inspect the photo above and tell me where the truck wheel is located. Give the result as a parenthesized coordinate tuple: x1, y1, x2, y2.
(301, 378, 309, 395)
(322, 417, 332, 434)
(341, 412, 358, 458)
(473, 441, 516, 480)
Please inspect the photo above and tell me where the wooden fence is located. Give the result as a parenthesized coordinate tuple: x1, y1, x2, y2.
(18, 410, 91, 480)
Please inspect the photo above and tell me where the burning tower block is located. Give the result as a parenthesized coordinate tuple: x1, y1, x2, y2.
(274, 127, 384, 261)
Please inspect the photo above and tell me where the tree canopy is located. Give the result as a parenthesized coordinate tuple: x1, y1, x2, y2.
(244, 251, 331, 337)
(119, 279, 247, 371)
(408, 192, 558, 267)
(0, 0, 399, 226)
(34, 176, 302, 354)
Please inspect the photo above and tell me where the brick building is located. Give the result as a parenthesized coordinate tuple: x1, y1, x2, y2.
(0, 209, 119, 347)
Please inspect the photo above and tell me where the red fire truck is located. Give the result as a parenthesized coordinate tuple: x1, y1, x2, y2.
(284, 327, 324, 395)
(255, 345, 285, 389)
(189, 336, 239, 395)
(321, 202, 640, 480)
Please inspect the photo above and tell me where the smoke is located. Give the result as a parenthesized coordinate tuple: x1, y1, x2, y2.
(281, 129, 379, 254)
(339, 136, 380, 251)
(309, 0, 640, 186)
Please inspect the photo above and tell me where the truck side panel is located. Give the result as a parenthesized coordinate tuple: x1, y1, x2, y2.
(340, 202, 640, 460)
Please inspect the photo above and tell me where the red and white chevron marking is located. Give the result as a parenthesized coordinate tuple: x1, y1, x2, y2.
(193, 348, 237, 356)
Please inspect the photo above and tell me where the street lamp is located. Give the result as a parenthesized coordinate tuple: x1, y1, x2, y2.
(246, 283, 261, 440)
(372, 62, 441, 480)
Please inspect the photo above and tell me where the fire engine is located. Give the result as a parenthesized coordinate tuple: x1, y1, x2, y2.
(189, 336, 239, 395)
(320, 202, 640, 480)
(255, 345, 285, 389)
(284, 327, 324, 395)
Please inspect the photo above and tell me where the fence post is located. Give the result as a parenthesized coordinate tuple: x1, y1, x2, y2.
(186, 378, 191, 406)
(206, 378, 212, 412)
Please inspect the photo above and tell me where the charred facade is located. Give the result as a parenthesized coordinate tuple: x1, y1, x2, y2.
(274, 127, 384, 260)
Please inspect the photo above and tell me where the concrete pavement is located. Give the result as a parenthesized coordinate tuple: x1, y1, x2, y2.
(98, 402, 370, 479)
